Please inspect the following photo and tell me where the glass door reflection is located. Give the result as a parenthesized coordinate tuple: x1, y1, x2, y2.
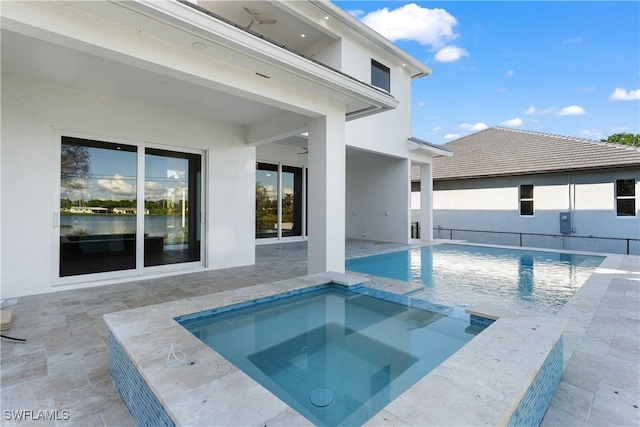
(144, 148, 201, 267)
(256, 163, 279, 239)
(59, 137, 137, 277)
(281, 166, 303, 237)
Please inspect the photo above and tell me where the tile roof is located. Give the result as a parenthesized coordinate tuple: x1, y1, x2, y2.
(431, 127, 640, 181)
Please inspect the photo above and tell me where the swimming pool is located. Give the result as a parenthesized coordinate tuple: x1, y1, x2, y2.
(177, 285, 483, 426)
(346, 244, 604, 314)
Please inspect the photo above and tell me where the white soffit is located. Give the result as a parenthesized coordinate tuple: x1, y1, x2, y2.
(89, 0, 399, 117)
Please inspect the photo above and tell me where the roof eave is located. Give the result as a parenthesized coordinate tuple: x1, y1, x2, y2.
(310, 0, 432, 78)
(433, 163, 640, 181)
(408, 137, 452, 157)
(118, 0, 399, 115)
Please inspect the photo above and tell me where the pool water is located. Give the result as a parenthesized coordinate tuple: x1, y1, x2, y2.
(346, 244, 604, 314)
(178, 286, 483, 426)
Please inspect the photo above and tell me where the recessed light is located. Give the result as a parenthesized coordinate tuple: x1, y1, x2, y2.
(324, 16, 329, 20)
(301, 34, 306, 38)
(191, 41, 207, 50)
(402, 63, 406, 67)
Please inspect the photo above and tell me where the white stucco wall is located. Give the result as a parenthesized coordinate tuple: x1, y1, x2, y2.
(341, 38, 413, 159)
(1, 74, 256, 297)
(346, 151, 410, 243)
(433, 170, 640, 239)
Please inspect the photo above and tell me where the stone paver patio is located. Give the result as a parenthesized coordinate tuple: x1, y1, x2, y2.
(1, 240, 638, 426)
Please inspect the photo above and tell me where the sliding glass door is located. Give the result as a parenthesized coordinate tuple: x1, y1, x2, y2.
(255, 162, 304, 240)
(256, 163, 278, 239)
(144, 148, 201, 267)
(281, 166, 303, 238)
(59, 136, 203, 278)
(60, 137, 138, 277)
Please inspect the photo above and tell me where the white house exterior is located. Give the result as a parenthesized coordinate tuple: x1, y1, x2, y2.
(415, 127, 640, 253)
(1, 0, 448, 298)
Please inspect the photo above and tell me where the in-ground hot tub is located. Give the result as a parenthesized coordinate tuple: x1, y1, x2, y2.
(105, 272, 567, 426)
(177, 285, 484, 426)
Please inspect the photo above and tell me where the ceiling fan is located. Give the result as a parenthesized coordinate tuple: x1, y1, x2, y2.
(243, 7, 277, 30)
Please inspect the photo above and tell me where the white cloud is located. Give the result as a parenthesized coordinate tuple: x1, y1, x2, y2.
(360, 4, 459, 47)
(501, 117, 523, 126)
(461, 122, 489, 132)
(579, 129, 603, 139)
(574, 86, 595, 93)
(495, 87, 506, 93)
(144, 181, 168, 200)
(348, 9, 365, 18)
(557, 105, 586, 116)
(97, 175, 137, 199)
(417, 101, 426, 107)
(444, 133, 461, 139)
(507, 70, 514, 77)
(434, 45, 469, 62)
(524, 106, 556, 115)
(263, 185, 276, 199)
(610, 88, 640, 101)
(432, 126, 441, 131)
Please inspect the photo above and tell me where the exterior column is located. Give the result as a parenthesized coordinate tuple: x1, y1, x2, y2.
(307, 112, 345, 274)
(419, 163, 433, 240)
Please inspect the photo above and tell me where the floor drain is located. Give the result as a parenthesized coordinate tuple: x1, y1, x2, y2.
(309, 388, 334, 407)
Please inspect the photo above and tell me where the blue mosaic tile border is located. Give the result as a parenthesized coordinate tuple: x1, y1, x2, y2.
(109, 333, 176, 427)
(470, 314, 496, 329)
(506, 336, 563, 427)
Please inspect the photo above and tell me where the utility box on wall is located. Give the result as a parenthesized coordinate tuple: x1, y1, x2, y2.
(559, 212, 572, 234)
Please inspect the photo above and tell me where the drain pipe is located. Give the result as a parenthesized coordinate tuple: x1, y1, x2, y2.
(568, 172, 576, 233)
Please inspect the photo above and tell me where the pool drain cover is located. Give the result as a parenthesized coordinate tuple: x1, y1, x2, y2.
(309, 388, 334, 407)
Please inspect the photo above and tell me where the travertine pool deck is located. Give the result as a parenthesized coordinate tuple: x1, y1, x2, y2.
(1, 240, 638, 426)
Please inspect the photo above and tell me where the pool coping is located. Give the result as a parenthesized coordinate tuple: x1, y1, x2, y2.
(104, 271, 568, 426)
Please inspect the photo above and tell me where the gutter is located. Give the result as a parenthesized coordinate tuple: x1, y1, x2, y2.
(408, 137, 453, 157)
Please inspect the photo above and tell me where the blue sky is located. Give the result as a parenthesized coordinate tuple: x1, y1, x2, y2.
(334, 1, 640, 145)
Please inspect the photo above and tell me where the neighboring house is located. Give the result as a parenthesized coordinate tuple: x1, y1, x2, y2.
(1, 1, 449, 297)
(112, 207, 149, 215)
(67, 206, 108, 214)
(412, 127, 640, 252)
(113, 208, 136, 215)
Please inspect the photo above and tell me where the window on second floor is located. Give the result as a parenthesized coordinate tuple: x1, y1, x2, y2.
(616, 179, 636, 216)
(520, 184, 534, 216)
(371, 60, 390, 92)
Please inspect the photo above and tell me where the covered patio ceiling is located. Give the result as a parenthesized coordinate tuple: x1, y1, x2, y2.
(2, 1, 399, 148)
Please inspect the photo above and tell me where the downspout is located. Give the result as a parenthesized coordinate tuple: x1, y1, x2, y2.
(568, 172, 575, 233)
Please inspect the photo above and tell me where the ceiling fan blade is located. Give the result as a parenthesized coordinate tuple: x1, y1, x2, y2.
(243, 7, 254, 16)
(261, 20, 277, 25)
(246, 20, 253, 29)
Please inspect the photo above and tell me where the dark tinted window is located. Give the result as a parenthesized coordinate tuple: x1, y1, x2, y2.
(616, 179, 636, 216)
(520, 185, 534, 216)
(371, 60, 390, 92)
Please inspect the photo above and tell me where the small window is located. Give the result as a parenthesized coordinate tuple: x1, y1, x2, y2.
(371, 60, 390, 92)
(520, 184, 534, 216)
(616, 179, 636, 216)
